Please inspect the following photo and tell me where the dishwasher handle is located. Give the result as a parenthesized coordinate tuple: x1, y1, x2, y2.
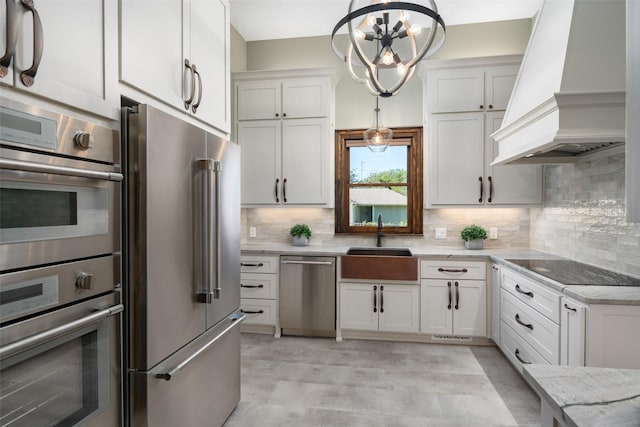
(281, 260, 334, 266)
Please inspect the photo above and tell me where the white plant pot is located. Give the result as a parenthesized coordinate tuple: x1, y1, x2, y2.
(292, 236, 309, 246)
(464, 239, 484, 250)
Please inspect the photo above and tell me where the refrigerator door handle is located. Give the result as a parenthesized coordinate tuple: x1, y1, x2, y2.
(195, 159, 221, 304)
(155, 313, 246, 381)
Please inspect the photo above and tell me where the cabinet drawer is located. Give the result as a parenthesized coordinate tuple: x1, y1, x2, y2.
(501, 321, 549, 373)
(240, 299, 277, 326)
(421, 260, 486, 280)
(240, 273, 277, 299)
(501, 267, 560, 323)
(501, 290, 559, 364)
(240, 255, 278, 273)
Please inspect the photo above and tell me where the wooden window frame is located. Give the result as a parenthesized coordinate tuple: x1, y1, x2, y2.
(335, 127, 423, 235)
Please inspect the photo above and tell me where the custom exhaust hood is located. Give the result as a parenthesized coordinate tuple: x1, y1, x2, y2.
(491, 0, 626, 165)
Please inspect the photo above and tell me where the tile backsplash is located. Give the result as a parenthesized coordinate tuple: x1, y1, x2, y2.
(530, 148, 640, 277)
(242, 207, 530, 249)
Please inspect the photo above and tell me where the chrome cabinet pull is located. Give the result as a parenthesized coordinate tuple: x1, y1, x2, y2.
(478, 176, 483, 203)
(1, 0, 18, 78)
(373, 285, 377, 313)
(0, 158, 123, 181)
(515, 284, 534, 298)
(0, 304, 123, 359)
(19, 0, 43, 87)
(514, 348, 531, 364)
(515, 313, 534, 330)
(438, 268, 468, 273)
(281, 260, 333, 266)
(564, 303, 577, 312)
(191, 63, 202, 113)
(487, 176, 493, 203)
(283, 178, 287, 203)
(241, 284, 264, 289)
(454, 281, 460, 310)
(241, 262, 263, 268)
(447, 281, 452, 310)
(380, 285, 384, 313)
(155, 314, 246, 381)
(275, 178, 280, 202)
(184, 59, 196, 110)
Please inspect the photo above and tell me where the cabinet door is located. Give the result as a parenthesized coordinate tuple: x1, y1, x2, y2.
(560, 297, 586, 366)
(282, 77, 329, 118)
(484, 65, 519, 111)
(188, 0, 230, 132)
(120, 0, 184, 110)
(339, 283, 378, 331)
(378, 285, 419, 333)
(282, 118, 328, 205)
(490, 264, 501, 345)
(427, 68, 484, 113)
(236, 80, 281, 120)
(427, 112, 484, 205)
(452, 280, 487, 337)
(238, 121, 281, 205)
(12, 0, 117, 118)
(485, 111, 542, 205)
(420, 279, 454, 334)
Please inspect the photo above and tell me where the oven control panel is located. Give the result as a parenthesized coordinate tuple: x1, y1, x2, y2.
(0, 275, 59, 322)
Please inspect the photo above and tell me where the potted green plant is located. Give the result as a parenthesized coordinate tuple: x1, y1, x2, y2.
(461, 224, 487, 250)
(290, 224, 312, 246)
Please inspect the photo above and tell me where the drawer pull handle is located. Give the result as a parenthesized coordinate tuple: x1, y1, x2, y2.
(454, 281, 460, 310)
(241, 284, 264, 288)
(373, 285, 377, 313)
(380, 285, 384, 313)
(241, 309, 264, 315)
(241, 262, 264, 267)
(438, 268, 468, 273)
(514, 348, 531, 364)
(515, 284, 534, 298)
(564, 303, 577, 312)
(447, 281, 452, 310)
(515, 314, 534, 330)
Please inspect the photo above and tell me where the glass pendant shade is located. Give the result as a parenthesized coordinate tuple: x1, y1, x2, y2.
(364, 105, 392, 152)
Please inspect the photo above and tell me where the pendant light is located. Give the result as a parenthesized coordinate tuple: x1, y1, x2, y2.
(363, 97, 392, 152)
(332, 0, 446, 97)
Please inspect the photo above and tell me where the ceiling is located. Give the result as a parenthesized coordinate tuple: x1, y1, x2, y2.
(229, 0, 543, 42)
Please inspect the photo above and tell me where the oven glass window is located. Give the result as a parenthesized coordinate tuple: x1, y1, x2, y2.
(0, 188, 78, 228)
(0, 326, 108, 426)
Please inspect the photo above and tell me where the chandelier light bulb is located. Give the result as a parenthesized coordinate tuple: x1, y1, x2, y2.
(382, 50, 394, 65)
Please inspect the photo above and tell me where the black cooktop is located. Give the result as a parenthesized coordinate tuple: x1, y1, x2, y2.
(505, 259, 640, 287)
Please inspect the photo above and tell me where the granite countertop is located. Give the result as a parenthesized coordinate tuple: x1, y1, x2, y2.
(523, 364, 640, 427)
(240, 244, 640, 305)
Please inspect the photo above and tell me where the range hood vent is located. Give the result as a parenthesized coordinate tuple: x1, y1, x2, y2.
(492, 0, 626, 165)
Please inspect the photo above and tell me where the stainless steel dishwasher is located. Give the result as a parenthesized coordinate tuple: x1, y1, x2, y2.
(279, 256, 336, 337)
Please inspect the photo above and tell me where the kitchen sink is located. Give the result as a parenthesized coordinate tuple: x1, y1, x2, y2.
(341, 248, 417, 281)
(346, 247, 413, 256)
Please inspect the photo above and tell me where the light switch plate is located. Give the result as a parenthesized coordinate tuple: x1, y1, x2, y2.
(249, 226, 257, 238)
(489, 227, 498, 239)
(435, 227, 447, 239)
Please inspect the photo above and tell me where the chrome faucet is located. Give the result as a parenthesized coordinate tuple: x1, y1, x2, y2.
(376, 214, 384, 247)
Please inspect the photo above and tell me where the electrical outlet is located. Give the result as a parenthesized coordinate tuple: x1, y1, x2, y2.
(489, 227, 498, 239)
(249, 226, 257, 238)
(435, 227, 447, 239)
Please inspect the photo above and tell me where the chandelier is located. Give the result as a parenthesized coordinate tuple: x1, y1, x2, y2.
(364, 97, 393, 152)
(331, 0, 446, 97)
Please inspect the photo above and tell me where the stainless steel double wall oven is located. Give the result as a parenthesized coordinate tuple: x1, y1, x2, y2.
(0, 100, 123, 426)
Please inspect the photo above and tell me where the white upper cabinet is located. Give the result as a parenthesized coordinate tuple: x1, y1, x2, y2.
(120, 0, 230, 133)
(237, 76, 330, 120)
(424, 57, 543, 207)
(1, 0, 118, 119)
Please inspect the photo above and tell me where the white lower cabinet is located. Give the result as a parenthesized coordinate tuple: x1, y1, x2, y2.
(560, 297, 586, 366)
(420, 260, 487, 337)
(501, 321, 549, 372)
(240, 255, 279, 336)
(339, 283, 419, 333)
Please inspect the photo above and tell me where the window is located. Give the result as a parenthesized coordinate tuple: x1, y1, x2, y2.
(335, 127, 423, 235)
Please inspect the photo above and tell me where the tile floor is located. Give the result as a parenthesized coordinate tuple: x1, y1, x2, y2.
(224, 333, 542, 426)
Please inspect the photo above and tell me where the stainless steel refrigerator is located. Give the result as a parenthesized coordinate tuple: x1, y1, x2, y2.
(125, 104, 244, 426)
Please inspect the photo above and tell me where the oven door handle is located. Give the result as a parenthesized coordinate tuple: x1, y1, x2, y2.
(0, 158, 123, 182)
(0, 304, 123, 360)
(155, 313, 246, 381)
